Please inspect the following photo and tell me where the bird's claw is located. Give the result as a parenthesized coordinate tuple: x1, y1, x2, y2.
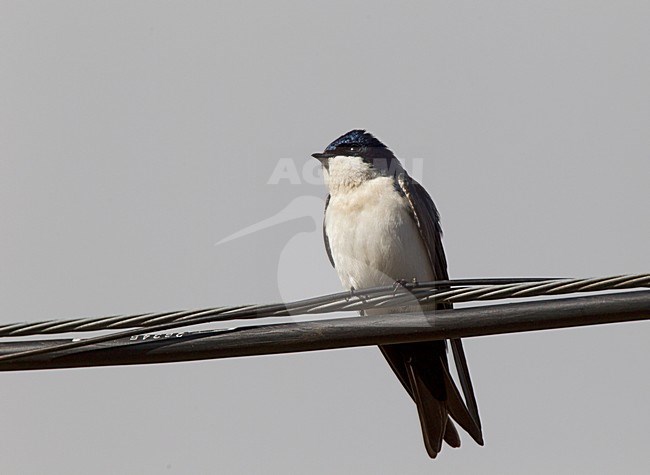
(392, 279, 409, 295)
(346, 287, 356, 301)
(392, 278, 419, 295)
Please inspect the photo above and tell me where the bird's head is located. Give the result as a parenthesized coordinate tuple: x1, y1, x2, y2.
(312, 130, 401, 190)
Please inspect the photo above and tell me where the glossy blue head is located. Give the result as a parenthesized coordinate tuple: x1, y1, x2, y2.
(324, 129, 387, 152)
(312, 129, 397, 169)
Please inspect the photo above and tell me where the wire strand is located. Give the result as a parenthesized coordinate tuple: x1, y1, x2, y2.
(0, 274, 648, 364)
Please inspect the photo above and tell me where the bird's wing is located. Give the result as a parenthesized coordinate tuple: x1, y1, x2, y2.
(396, 172, 483, 439)
(396, 173, 447, 280)
(323, 194, 335, 268)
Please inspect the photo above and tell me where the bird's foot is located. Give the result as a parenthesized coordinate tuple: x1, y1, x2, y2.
(392, 279, 409, 295)
(346, 287, 356, 301)
(392, 278, 419, 295)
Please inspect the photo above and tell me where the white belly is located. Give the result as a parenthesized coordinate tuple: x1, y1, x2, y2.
(325, 177, 434, 291)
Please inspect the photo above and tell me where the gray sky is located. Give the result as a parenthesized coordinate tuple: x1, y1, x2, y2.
(1, 1, 649, 474)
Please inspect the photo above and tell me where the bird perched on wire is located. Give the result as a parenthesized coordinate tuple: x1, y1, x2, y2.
(312, 129, 484, 458)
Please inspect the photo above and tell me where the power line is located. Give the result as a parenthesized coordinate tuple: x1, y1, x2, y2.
(0, 290, 647, 372)
(1, 275, 647, 338)
(0, 273, 648, 371)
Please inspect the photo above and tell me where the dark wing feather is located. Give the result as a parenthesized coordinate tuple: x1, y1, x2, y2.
(323, 194, 335, 268)
(396, 172, 483, 440)
(396, 174, 447, 281)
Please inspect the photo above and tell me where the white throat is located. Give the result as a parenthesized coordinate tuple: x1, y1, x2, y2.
(323, 155, 403, 194)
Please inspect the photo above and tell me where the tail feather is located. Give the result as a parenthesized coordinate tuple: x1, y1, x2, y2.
(450, 338, 482, 431)
(406, 359, 447, 457)
(380, 340, 483, 458)
(440, 357, 484, 445)
(443, 419, 461, 448)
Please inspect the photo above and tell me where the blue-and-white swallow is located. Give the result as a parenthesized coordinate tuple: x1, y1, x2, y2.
(312, 129, 484, 458)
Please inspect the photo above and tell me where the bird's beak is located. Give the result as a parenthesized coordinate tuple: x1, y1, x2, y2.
(311, 152, 332, 170)
(311, 152, 331, 162)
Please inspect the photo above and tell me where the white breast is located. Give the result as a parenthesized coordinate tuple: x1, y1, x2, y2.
(325, 176, 434, 291)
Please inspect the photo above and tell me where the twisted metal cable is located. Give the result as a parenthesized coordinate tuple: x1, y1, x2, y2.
(0, 274, 647, 364)
(1, 275, 648, 339)
(1, 290, 648, 373)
